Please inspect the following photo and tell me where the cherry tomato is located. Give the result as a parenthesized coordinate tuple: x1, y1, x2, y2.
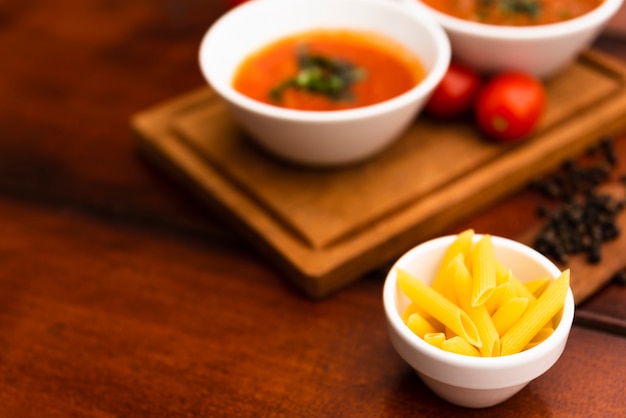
(475, 72, 546, 142)
(226, 0, 249, 8)
(425, 62, 482, 119)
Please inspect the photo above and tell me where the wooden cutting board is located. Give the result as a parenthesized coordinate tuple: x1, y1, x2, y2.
(132, 50, 626, 299)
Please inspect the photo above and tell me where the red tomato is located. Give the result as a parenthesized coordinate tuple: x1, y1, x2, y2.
(227, 0, 249, 8)
(475, 72, 546, 142)
(425, 62, 482, 119)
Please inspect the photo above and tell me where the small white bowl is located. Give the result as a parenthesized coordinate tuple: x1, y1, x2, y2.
(199, 0, 450, 166)
(382, 234, 575, 408)
(403, 0, 624, 78)
(606, 2, 626, 36)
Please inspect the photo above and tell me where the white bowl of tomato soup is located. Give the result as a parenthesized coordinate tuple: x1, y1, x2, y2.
(403, 0, 624, 78)
(199, 0, 450, 166)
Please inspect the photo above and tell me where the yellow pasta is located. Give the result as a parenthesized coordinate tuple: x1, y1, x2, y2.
(404, 303, 445, 331)
(532, 326, 554, 343)
(444, 327, 457, 340)
(432, 229, 474, 297)
(500, 269, 570, 356)
(406, 312, 438, 338)
(523, 327, 554, 350)
(396, 232, 571, 358)
(485, 281, 515, 315)
(495, 261, 512, 286)
(435, 254, 464, 304)
(471, 234, 497, 307)
(452, 257, 500, 357)
(501, 264, 537, 302)
(424, 332, 446, 348)
(397, 268, 481, 348)
(525, 276, 551, 298)
(403, 301, 429, 323)
(492, 297, 529, 336)
(441, 336, 481, 357)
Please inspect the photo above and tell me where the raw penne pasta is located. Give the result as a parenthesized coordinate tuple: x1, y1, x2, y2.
(445, 327, 457, 340)
(396, 232, 571, 358)
(402, 301, 431, 323)
(471, 234, 496, 307)
(452, 257, 500, 356)
(492, 297, 529, 336)
(485, 281, 514, 315)
(406, 312, 438, 338)
(502, 266, 537, 302)
(434, 254, 463, 304)
(424, 332, 446, 348)
(523, 327, 554, 350)
(397, 268, 481, 348)
(472, 308, 501, 357)
(531, 326, 554, 343)
(500, 269, 570, 356)
(403, 302, 446, 331)
(432, 229, 474, 296)
(525, 276, 551, 298)
(441, 336, 481, 357)
(495, 261, 512, 286)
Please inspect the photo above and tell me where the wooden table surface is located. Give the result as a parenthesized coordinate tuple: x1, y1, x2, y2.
(1, 1, 625, 417)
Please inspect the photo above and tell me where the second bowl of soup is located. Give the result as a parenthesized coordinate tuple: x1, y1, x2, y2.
(404, 0, 624, 78)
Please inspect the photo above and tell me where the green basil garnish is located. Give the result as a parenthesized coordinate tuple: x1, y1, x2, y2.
(270, 45, 367, 103)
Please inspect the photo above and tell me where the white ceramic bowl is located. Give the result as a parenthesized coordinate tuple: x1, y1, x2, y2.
(383, 234, 575, 408)
(606, 2, 626, 36)
(199, 0, 450, 166)
(403, 0, 624, 78)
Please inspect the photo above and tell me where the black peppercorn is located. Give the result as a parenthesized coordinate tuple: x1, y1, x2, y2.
(531, 136, 625, 265)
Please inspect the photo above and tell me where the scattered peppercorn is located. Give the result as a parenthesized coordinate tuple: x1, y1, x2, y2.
(531, 136, 625, 265)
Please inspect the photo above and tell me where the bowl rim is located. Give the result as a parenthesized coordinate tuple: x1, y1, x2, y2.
(406, 0, 624, 40)
(382, 234, 575, 371)
(198, 0, 451, 123)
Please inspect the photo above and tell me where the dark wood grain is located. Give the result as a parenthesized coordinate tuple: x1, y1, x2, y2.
(1, 1, 626, 416)
(0, 0, 227, 239)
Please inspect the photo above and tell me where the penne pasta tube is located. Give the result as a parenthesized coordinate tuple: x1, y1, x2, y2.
(530, 326, 555, 343)
(492, 297, 529, 336)
(397, 268, 481, 348)
(523, 328, 554, 350)
(500, 269, 570, 356)
(436, 253, 465, 304)
(525, 276, 551, 298)
(485, 281, 515, 315)
(452, 257, 500, 356)
(495, 261, 512, 286)
(471, 234, 496, 307)
(403, 302, 446, 332)
(432, 229, 474, 296)
(445, 327, 457, 340)
(402, 301, 429, 323)
(502, 266, 537, 302)
(406, 312, 439, 338)
(423, 332, 446, 348)
(441, 336, 481, 357)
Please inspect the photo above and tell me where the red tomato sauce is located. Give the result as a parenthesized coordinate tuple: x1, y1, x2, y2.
(422, 0, 603, 26)
(232, 29, 425, 111)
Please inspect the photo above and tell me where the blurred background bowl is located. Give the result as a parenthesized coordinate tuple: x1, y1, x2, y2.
(382, 234, 575, 408)
(199, 0, 450, 167)
(403, 0, 624, 78)
(605, 1, 626, 36)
